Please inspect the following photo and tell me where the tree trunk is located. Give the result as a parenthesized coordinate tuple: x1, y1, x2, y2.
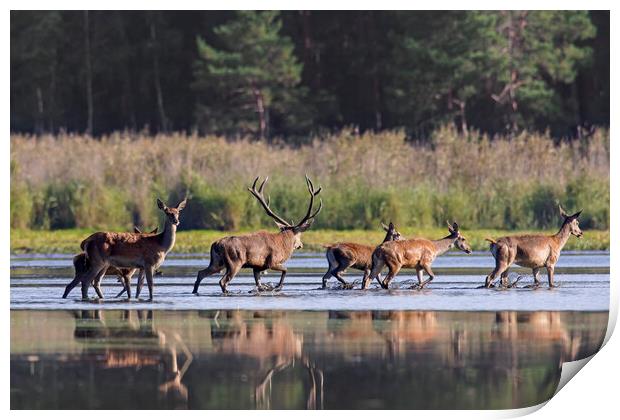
(150, 18, 169, 132)
(84, 11, 94, 135)
(35, 86, 44, 135)
(252, 85, 267, 140)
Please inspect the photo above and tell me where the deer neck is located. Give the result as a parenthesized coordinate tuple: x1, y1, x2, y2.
(552, 222, 571, 250)
(281, 230, 298, 254)
(158, 219, 177, 253)
(380, 232, 392, 244)
(431, 236, 456, 257)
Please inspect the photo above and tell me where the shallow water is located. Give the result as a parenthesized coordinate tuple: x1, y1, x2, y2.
(10, 309, 608, 409)
(10, 251, 610, 409)
(10, 251, 610, 311)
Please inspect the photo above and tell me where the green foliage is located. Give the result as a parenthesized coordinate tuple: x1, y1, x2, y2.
(193, 11, 304, 138)
(9, 11, 609, 138)
(9, 129, 609, 232)
(169, 178, 248, 230)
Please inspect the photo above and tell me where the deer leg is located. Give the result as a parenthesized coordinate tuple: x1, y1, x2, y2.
(253, 268, 269, 291)
(363, 258, 385, 290)
(193, 264, 223, 294)
(115, 274, 130, 298)
(76, 265, 106, 300)
(63, 276, 82, 298)
(219, 264, 241, 294)
(382, 264, 401, 289)
(532, 267, 541, 287)
(321, 269, 332, 289)
(415, 268, 424, 287)
(123, 273, 132, 299)
(271, 265, 288, 291)
(136, 270, 146, 299)
(92, 268, 107, 299)
(322, 250, 337, 289)
(332, 261, 353, 289)
(500, 269, 510, 288)
(115, 274, 127, 298)
(144, 266, 155, 301)
(485, 260, 508, 288)
(418, 264, 435, 289)
(547, 265, 556, 288)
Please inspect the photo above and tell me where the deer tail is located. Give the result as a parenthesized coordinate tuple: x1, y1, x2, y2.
(485, 238, 497, 245)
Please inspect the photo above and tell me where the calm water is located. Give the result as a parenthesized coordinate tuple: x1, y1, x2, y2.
(10, 310, 608, 409)
(10, 251, 610, 409)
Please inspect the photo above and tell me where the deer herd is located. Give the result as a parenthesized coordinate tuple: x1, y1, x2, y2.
(62, 175, 584, 300)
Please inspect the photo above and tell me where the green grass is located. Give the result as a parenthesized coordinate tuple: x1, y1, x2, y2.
(10, 228, 609, 254)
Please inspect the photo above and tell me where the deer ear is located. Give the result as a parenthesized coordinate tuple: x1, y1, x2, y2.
(295, 219, 314, 233)
(133, 226, 141, 233)
(275, 221, 289, 231)
(446, 220, 454, 233)
(157, 198, 166, 210)
(381, 222, 389, 232)
(559, 204, 569, 218)
(452, 221, 459, 232)
(389, 222, 394, 230)
(176, 198, 187, 211)
(571, 210, 583, 219)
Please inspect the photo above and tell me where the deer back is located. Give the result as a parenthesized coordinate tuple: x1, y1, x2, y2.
(493, 234, 558, 267)
(379, 238, 435, 266)
(213, 230, 297, 268)
(329, 243, 375, 269)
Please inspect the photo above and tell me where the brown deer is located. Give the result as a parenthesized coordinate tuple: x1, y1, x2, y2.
(192, 175, 322, 294)
(69, 227, 158, 300)
(483, 205, 583, 288)
(321, 222, 403, 289)
(362, 222, 472, 290)
(62, 198, 187, 300)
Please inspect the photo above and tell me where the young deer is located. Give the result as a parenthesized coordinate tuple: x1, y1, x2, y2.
(362, 222, 472, 290)
(321, 222, 403, 289)
(193, 175, 322, 294)
(62, 198, 187, 300)
(483, 205, 583, 288)
(70, 227, 158, 299)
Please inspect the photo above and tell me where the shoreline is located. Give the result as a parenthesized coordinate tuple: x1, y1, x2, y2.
(10, 228, 610, 254)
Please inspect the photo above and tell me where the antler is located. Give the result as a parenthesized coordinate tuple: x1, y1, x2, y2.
(295, 174, 323, 227)
(248, 177, 292, 227)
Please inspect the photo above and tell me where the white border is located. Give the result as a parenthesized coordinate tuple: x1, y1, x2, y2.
(3, 2, 617, 419)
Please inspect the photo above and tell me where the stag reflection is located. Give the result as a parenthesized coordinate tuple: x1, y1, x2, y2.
(73, 310, 193, 408)
(209, 311, 323, 409)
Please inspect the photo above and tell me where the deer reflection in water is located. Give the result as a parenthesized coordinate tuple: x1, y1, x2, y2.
(328, 311, 442, 361)
(73, 310, 193, 408)
(210, 311, 324, 409)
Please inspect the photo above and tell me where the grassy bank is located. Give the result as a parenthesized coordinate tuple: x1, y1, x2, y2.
(10, 127, 609, 233)
(10, 228, 609, 255)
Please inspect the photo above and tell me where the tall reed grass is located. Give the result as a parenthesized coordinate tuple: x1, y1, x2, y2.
(10, 126, 609, 231)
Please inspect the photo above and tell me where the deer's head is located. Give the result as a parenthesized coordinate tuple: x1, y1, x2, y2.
(381, 221, 403, 242)
(157, 198, 187, 226)
(447, 221, 472, 254)
(248, 175, 323, 250)
(559, 204, 583, 238)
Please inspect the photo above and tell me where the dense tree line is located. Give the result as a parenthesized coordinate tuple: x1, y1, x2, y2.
(10, 10, 609, 139)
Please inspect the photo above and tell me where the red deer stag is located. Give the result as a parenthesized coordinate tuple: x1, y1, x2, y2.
(321, 222, 403, 289)
(62, 198, 187, 300)
(483, 205, 583, 288)
(362, 222, 472, 290)
(69, 227, 158, 299)
(192, 175, 322, 294)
